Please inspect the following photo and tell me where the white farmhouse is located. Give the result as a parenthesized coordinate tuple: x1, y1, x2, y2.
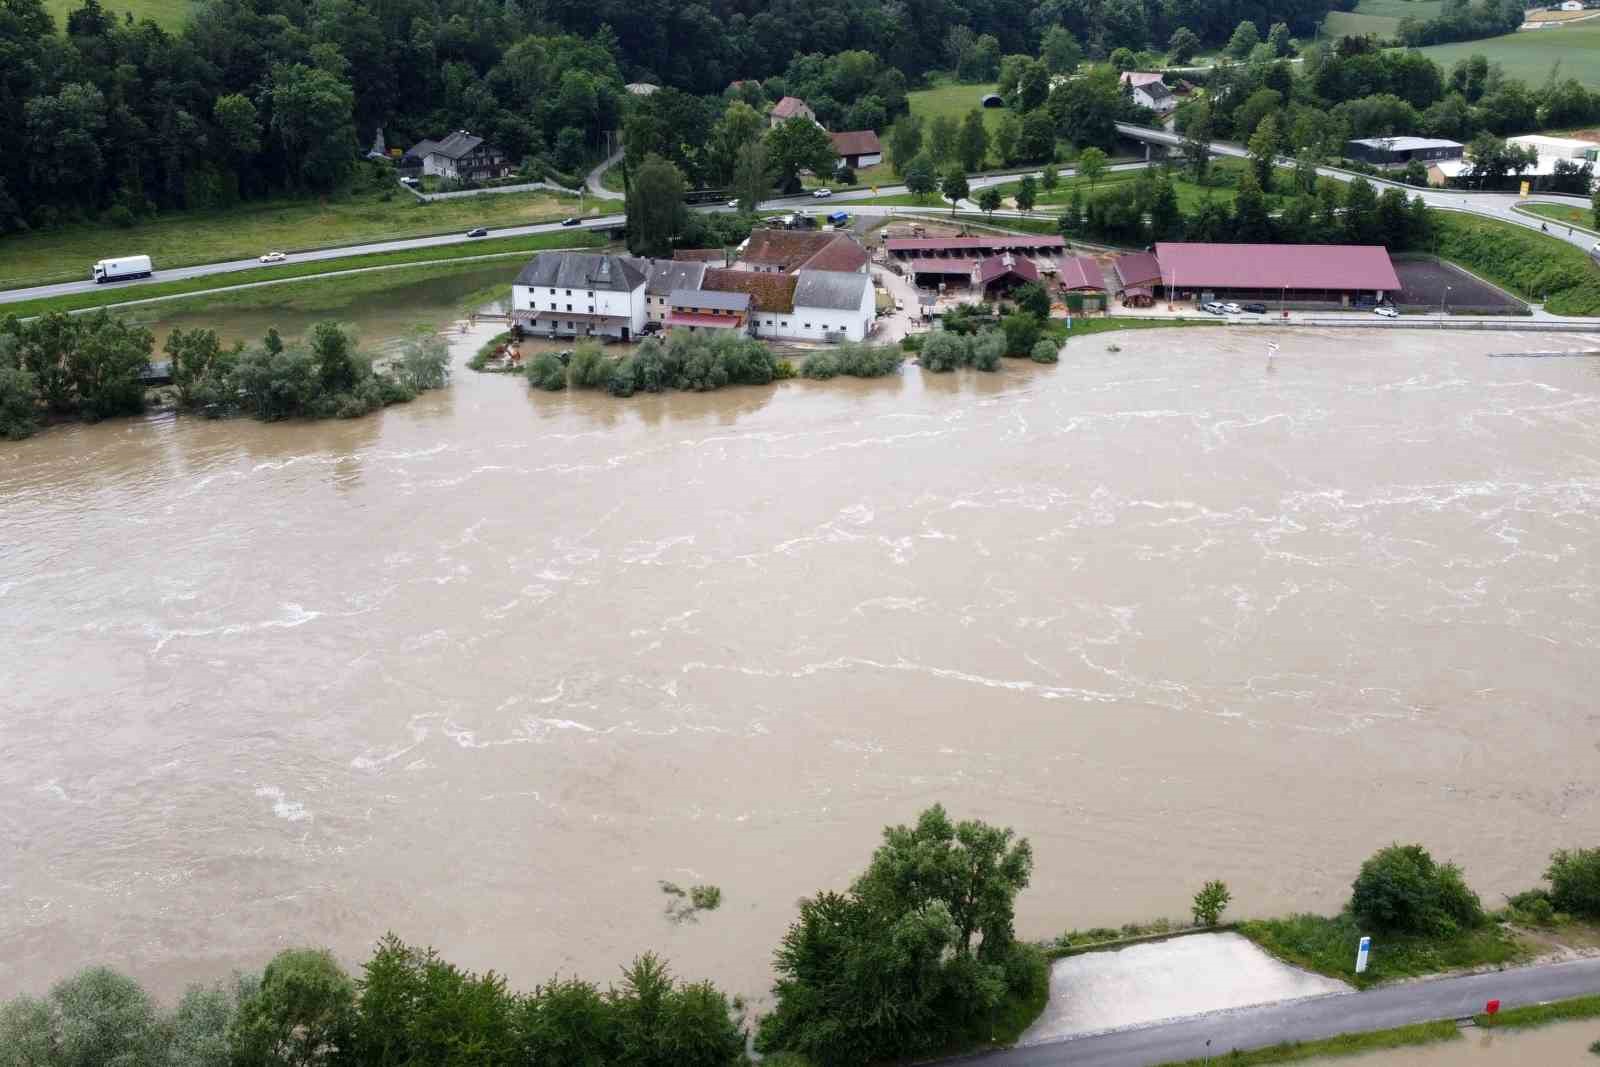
(1120, 72, 1176, 115)
(763, 270, 875, 342)
(511, 252, 647, 341)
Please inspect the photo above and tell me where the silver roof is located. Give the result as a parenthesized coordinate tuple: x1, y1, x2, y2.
(1348, 137, 1462, 151)
(644, 259, 708, 295)
(792, 269, 870, 311)
(513, 252, 646, 293)
(669, 288, 749, 311)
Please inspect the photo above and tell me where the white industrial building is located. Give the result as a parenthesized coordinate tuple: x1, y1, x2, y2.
(1506, 134, 1599, 161)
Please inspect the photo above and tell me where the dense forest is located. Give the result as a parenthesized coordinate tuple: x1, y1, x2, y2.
(0, 0, 1344, 230)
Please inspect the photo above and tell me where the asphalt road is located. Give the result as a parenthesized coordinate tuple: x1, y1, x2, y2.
(945, 957, 1600, 1067)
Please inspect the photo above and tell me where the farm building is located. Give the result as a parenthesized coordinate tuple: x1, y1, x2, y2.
(512, 253, 648, 341)
(1112, 251, 1162, 306)
(1153, 243, 1401, 305)
(1345, 137, 1464, 166)
(665, 289, 751, 332)
(1056, 256, 1108, 311)
(830, 130, 883, 169)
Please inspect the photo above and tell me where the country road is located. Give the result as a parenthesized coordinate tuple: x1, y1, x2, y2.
(5, 128, 1594, 310)
(945, 957, 1600, 1067)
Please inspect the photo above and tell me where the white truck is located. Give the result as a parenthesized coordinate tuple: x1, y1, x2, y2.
(90, 255, 153, 283)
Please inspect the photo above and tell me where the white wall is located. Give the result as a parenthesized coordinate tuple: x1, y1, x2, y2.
(753, 283, 875, 342)
(512, 281, 646, 338)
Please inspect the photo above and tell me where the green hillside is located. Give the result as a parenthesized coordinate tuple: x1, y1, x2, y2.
(45, 0, 191, 32)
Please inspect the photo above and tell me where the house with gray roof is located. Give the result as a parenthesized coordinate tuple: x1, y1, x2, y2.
(511, 252, 648, 340)
(759, 269, 874, 342)
(640, 259, 709, 324)
(403, 130, 512, 183)
(666, 288, 752, 332)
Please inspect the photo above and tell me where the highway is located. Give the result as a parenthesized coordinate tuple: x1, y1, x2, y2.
(947, 956, 1600, 1067)
(4, 130, 1593, 309)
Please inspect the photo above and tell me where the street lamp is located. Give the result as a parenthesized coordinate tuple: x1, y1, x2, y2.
(1440, 285, 1452, 316)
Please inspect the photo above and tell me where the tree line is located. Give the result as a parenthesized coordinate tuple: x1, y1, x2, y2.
(0, 315, 449, 440)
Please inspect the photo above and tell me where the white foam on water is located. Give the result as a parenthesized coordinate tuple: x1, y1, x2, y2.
(254, 786, 312, 822)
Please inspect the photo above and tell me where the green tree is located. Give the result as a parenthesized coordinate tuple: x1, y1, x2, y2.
(1014, 281, 1051, 321)
(1226, 20, 1261, 59)
(957, 109, 988, 172)
(1350, 844, 1484, 935)
(1547, 848, 1600, 919)
(1342, 175, 1381, 244)
(1167, 27, 1201, 64)
(1181, 101, 1214, 183)
(730, 140, 774, 212)
(709, 101, 764, 185)
(1040, 26, 1082, 74)
(1030, 338, 1059, 364)
(903, 155, 937, 200)
(1592, 182, 1599, 230)
(1266, 22, 1292, 57)
(169, 977, 257, 1067)
(1150, 177, 1183, 240)
(0, 364, 39, 440)
(214, 93, 261, 158)
(46, 967, 162, 1067)
(69, 311, 152, 422)
(1015, 175, 1037, 213)
(940, 168, 969, 212)
(395, 328, 450, 392)
(626, 154, 688, 258)
(166, 327, 228, 408)
(1192, 881, 1232, 927)
(1040, 164, 1059, 191)
(1018, 111, 1056, 165)
(611, 954, 745, 1067)
(1247, 113, 1281, 191)
(1000, 312, 1041, 356)
(1377, 187, 1413, 250)
(1075, 146, 1107, 193)
(993, 111, 1021, 167)
(1016, 60, 1051, 113)
(766, 116, 836, 191)
(1232, 168, 1272, 242)
(230, 948, 357, 1067)
(268, 63, 357, 191)
(888, 115, 923, 173)
(927, 114, 958, 164)
(978, 187, 1002, 216)
(1108, 47, 1136, 74)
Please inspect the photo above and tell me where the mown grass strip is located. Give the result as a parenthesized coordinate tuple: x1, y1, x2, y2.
(0, 231, 603, 320)
(1474, 993, 1600, 1029)
(1155, 1019, 1461, 1066)
(1238, 914, 1528, 990)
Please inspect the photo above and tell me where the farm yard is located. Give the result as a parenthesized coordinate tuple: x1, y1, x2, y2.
(1414, 23, 1600, 89)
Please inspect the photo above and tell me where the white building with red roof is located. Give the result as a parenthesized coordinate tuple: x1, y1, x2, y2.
(770, 96, 818, 128)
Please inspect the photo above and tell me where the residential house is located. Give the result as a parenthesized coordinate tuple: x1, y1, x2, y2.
(511, 252, 647, 340)
(702, 269, 799, 331)
(1560, 1, 1583, 11)
(641, 259, 708, 325)
(782, 270, 876, 341)
(1120, 72, 1176, 115)
(770, 96, 818, 127)
(829, 130, 883, 170)
(666, 289, 751, 332)
(405, 130, 512, 183)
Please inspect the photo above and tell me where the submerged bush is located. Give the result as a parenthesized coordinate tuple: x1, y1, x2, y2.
(1350, 844, 1484, 935)
(0, 364, 40, 440)
(919, 327, 1005, 373)
(1030, 338, 1059, 363)
(1547, 848, 1600, 919)
(525, 352, 567, 391)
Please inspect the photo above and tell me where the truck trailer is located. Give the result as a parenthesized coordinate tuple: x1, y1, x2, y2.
(91, 255, 154, 283)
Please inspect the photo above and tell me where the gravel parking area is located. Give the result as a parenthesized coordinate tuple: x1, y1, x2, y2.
(1392, 258, 1526, 314)
(1019, 932, 1350, 1045)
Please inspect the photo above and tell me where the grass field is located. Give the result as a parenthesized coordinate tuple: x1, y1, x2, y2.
(0, 230, 604, 319)
(906, 83, 1008, 167)
(1432, 210, 1600, 314)
(990, 158, 1279, 213)
(1415, 23, 1600, 89)
(45, 0, 190, 30)
(1239, 913, 1528, 989)
(1154, 1020, 1461, 1066)
(1519, 202, 1600, 235)
(1324, 0, 1445, 39)
(0, 187, 584, 291)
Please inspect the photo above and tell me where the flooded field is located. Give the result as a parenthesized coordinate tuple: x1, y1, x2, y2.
(1303, 1020, 1600, 1065)
(3, 324, 1599, 1008)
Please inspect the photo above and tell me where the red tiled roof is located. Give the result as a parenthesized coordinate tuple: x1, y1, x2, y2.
(742, 230, 867, 273)
(703, 268, 798, 313)
(801, 236, 870, 273)
(1057, 255, 1106, 291)
(1154, 242, 1401, 291)
(975, 254, 1040, 286)
(666, 312, 743, 328)
(674, 249, 728, 262)
(829, 130, 882, 157)
(772, 96, 810, 118)
(887, 236, 1066, 254)
(902, 257, 982, 274)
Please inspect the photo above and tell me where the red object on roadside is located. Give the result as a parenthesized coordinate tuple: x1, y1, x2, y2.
(1486, 1000, 1500, 1015)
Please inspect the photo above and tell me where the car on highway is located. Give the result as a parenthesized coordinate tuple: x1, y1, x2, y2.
(1240, 302, 1267, 314)
(400, 177, 419, 187)
(466, 227, 488, 237)
(258, 251, 287, 264)
(811, 188, 833, 199)
(1373, 305, 1399, 318)
(727, 199, 741, 209)
(1221, 302, 1242, 314)
(561, 217, 581, 226)
(1201, 301, 1228, 315)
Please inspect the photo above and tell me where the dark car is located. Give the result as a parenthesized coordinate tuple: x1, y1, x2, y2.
(561, 217, 581, 227)
(466, 227, 488, 237)
(1241, 302, 1268, 314)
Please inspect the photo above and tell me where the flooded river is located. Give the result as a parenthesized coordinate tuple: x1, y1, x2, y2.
(3, 324, 1600, 1006)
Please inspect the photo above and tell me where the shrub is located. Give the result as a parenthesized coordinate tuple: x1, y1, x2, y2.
(970, 328, 1004, 371)
(1350, 844, 1484, 935)
(801, 351, 842, 379)
(1001, 312, 1041, 356)
(689, 885, 722, 911)
(0, 364, 40, 440)
(1547, 848, 1600, 919)
(1193, 880, 1232, 927)
(567, 342, 614, 389)
(919, 330, 970, 372)
(231, 948, 356, 1067)
(1030, 338, 1058, 364)
(526, 352, 567, 391)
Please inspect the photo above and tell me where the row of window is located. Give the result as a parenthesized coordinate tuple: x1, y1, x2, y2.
(549, 303, 596, 313)
(548, 287, 597, 297)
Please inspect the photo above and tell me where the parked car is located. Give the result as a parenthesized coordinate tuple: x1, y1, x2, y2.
(1373, 305, 1399, 318)
(1240, 302, 1267, 314)
(561, 217, 581, 227)
(1221, 302, 1242, 314)
(258, 251, 287, 264)
(727, 199, 741, 209)
(466, 227, 488, 237)
(400, 177, 419, 187)
(1202, 301, 1228, 315)
(812, 188, 833, 199)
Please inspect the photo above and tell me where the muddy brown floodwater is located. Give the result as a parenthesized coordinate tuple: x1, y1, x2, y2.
(3, 324, 1600, 1010)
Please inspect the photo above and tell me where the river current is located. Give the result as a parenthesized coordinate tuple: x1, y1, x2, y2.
(3, 324, 1598, 1004)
